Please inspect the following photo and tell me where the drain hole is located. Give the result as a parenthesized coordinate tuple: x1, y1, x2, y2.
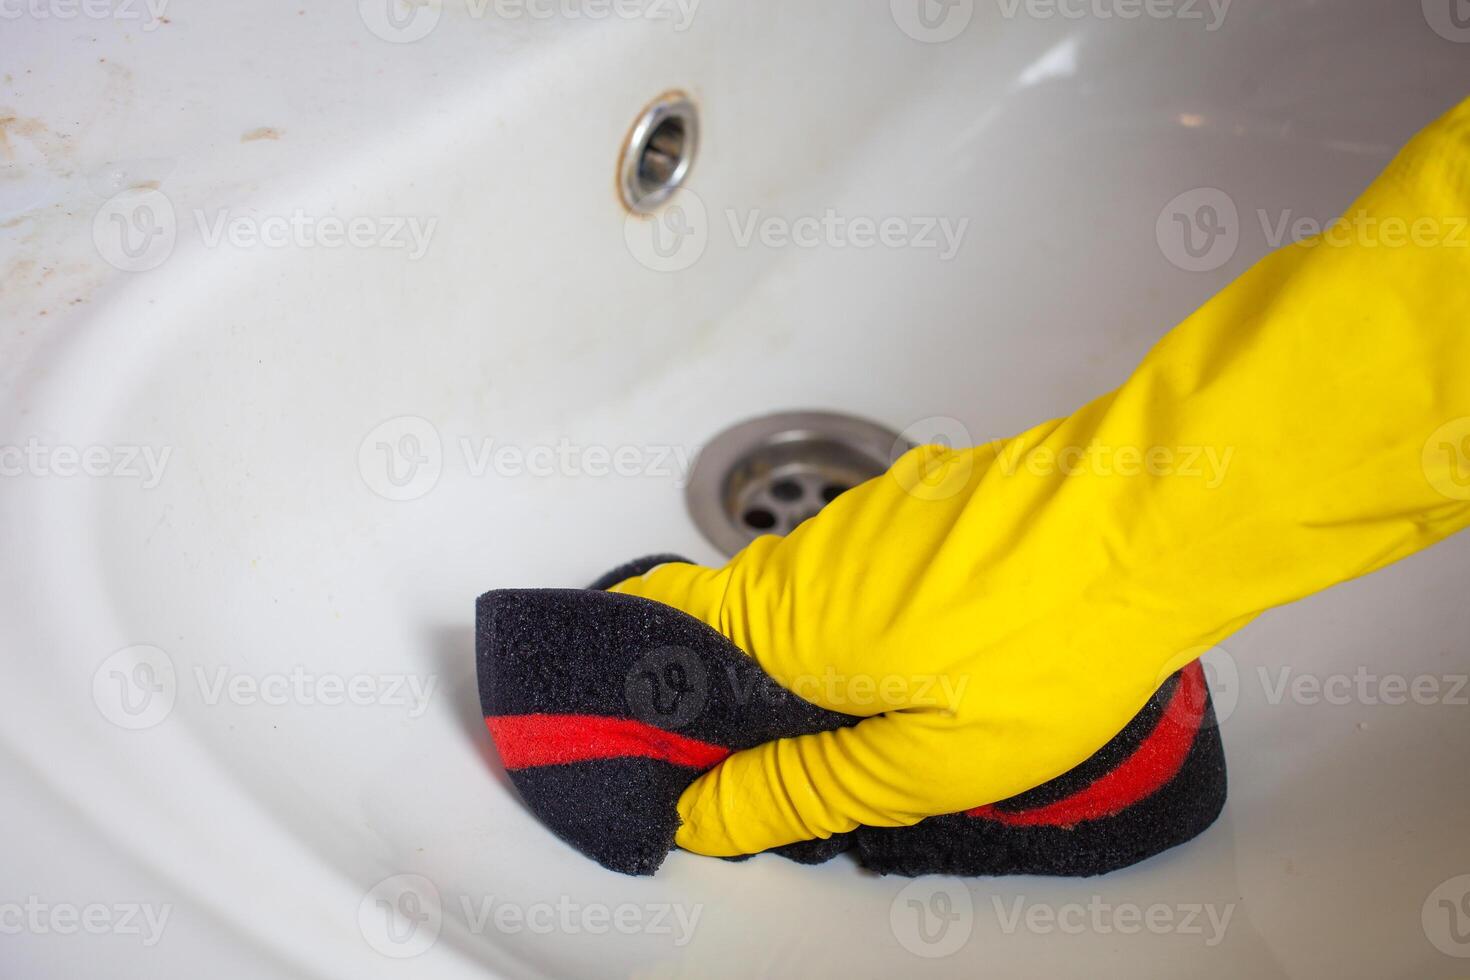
(743, 508, 777, 530)
(620, 93, 699, 214)
(637, 117, 686, 196)
(770, 479, 804, 502)
(820, 484, 850, 503)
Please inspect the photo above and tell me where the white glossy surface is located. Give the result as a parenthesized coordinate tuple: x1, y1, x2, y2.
(2, 2, 1469, 977)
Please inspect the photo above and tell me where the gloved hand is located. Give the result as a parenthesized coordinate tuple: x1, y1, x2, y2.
(613, 95, 1470, 858)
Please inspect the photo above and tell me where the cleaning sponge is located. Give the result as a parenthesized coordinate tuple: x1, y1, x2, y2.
(476, 559, 1226, 876)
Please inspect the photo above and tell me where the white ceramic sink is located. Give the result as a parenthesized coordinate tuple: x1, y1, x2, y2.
(3, 2, 1469, 977)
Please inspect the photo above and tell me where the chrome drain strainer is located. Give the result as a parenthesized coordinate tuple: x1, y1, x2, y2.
(686, 411, 910, 556)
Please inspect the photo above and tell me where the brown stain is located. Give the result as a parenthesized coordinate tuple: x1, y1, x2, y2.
(0, 111, 59, 161)
(241, 127, 281, 143)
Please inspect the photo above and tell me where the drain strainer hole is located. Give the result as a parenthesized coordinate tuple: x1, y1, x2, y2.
(743, 508, 778, 530)
(820, 484, 850, 503)
(770, 479, 805, 502)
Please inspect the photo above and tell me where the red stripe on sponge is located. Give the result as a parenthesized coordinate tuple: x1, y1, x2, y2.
(966, 661, 1209, 827)
(487, 714, 733, 771)
(487, 660, 1208, 830)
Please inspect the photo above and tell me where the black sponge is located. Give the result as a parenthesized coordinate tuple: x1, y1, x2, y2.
(476, 559, 1226, 877)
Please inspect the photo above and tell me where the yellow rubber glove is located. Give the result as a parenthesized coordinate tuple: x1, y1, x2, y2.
(613, 96, 1470, 858)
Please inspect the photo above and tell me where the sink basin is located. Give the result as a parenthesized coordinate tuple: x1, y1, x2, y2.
(3, 2, 1468, 977)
